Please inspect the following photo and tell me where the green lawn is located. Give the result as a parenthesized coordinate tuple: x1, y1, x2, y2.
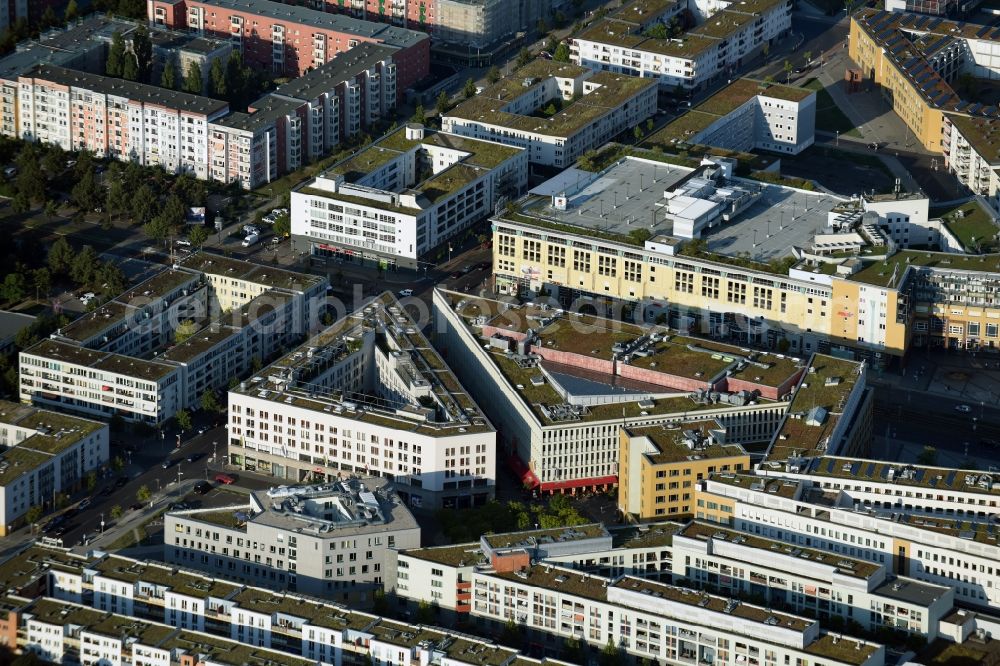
(803, 79, 863, 137)
(932, 201, 1000, 252)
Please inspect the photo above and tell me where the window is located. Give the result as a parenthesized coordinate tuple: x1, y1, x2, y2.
(702, 276, 719, 299)
(753, 286, 772, 310)
(573, 250, 591, 272)
(726, 281, 746, 304)
(548, 245, 566, 267)
(624, 260, 642, 282)
(598, 255, 617, 277)
(675, 271, 694, 293)
(498, 234, 516, 257)
(523, 240, 541, 262)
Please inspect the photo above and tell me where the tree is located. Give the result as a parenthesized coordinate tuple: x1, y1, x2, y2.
(95, 262, 126, 295)
(122, 54, 138, 81)
(436, 90, 450, 114)
(174, 319, 198, 343)
(183, 61, 203, 94)
(106, 179, 129, 216)
(0, 273, 25, 303)
(415, 600, 435, 623)
(463, 77, 476, 99)
(175, 409, 192, 432)
(42, 144, 66, 176)
(47, 236, 73, 276)
(553, 42, 571, 62)
(25, 505, 42, 531)
(112, 455, 125, 473)
(70, 246, 99, 286)
(783, 59, 793, 83)
(487, 65, 501, 83)
(71, 169, 102, 211)
(536, 17, 548, 33)
(32, 267, 51, 299)
(106, 31, 125, 77)
(189, 224, 210, 248)
(86, 471, 98, 491)
(43, 199, 59, 218)
(598, 639, 622, 666)
(543, 102, 557, 116)
(39, 6, 58, 29)
(411, 104, 426, 124)
(131, 184, 157, 227)
(644, 22, 669, 39)
(273, 214, 290, 238)
(210, 58, 226, 98)
(201, 389, 221, 413)
(136, 485, 151, 503)
(161, 60, 178, 89)
(65, 0, 79, 21)
(633, 125, 645, 143)
(133, 25, 153, 82)
(225, 50, 248, 106)
(515, 47, 532, 69)
(15, 161, 45, 203)
(110, 504, 123, 520)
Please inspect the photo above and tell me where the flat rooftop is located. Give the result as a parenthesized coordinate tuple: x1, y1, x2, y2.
(611, 522, 682, 549)
(0, 310, 35, 342)
(0, 545, 86, 592)
(797, 456, 1000, 497)
(445, 61, 656, 137)
(90, 556, 239, 600)
(234, 292, 491, 437)
(0, 404, 104, 455)
(24, 64, 228, 116)
(159, 325, 242, 364)
(401, 542, 484, 567)
(611, 576, 814, 632)
(179, 251, 324, 290)
(765, 354, 863, 462)
(228, 587, 376, 632)
(872, 576, 950, 606)
(679, 521, 881, 579)
(483, 524, 610, 550)
(709, 472, 803, 500)
(627, 422, 749, 465)
(163, 630, 319, 666)
(576, 18, 720, 58)
(189, 0, 427, 48)
(512, 157, 844, 262)
(846, 249, 1000, 288)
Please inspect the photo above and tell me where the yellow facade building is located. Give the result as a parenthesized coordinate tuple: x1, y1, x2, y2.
(619, 422, 750, 521)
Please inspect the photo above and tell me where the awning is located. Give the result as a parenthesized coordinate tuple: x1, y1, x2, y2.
(508, 455, 539, 488)
(540, 475, 618, 492)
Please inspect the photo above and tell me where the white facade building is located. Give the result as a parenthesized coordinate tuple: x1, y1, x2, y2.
(0, 402, 109, 535)
(164, 478, 420, 601)
(571, 0, 792, 92)
(227, 292, 496, 509)
(291, 124, 527, 268)
(441, 60, 657, 168)
(19, 253, 327, 425)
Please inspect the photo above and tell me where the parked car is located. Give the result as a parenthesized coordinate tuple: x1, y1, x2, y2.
(77, 499, 92, 510)
(214, 473, 236, 485)
(99, 486, 114, 497)
(955, 404, 972, 413)
(186, 453, 202, 463)
(162, 458, 177, 469)
(398, 289, 413, 297)
(194, 481, 213, 495)
(129, 503, 144, 511)
(176, 239, 192, 247)
(242, 233, 260, 248)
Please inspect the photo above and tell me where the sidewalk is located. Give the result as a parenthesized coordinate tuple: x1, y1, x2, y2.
(815, 132, 923, 194)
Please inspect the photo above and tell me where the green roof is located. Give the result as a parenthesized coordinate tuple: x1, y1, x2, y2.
(846, 250, 1000, 287)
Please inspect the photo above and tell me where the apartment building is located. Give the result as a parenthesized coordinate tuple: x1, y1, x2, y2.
(696, 471, 1000, 613)
(164, 478, 420, 601)
(19, 253, 327, 425)
(619, 421, 751, 520)
(654, 77, 817, 155)
(571, 0, 792, 92)
(441, 60, 657, 168)
(849, 9, 1000, 162)
(290, 124, 527, 268)
(1, 545, 570, 666)
(0, 402, 109, 535)
(433, 288, 802, 493)
(227, 291, 496, 509)
(148, 0, 429, 88)
(942, 113, 1000, 208)
(17, 64, 230, 180)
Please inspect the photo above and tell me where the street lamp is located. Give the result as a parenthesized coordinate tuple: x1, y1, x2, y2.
(100, 512, 105, 534)
(177, 462, 183, 486)
(212, 441, 218, 464)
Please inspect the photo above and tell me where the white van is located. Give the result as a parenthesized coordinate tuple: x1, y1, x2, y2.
(242, 233, 260, 247)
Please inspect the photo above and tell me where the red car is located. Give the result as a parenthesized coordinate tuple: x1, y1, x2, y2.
(214, 473, 236, 485)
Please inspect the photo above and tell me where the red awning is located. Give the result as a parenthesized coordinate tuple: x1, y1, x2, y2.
(507, 455, 539, 488)
(540, 475, 618, 492)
